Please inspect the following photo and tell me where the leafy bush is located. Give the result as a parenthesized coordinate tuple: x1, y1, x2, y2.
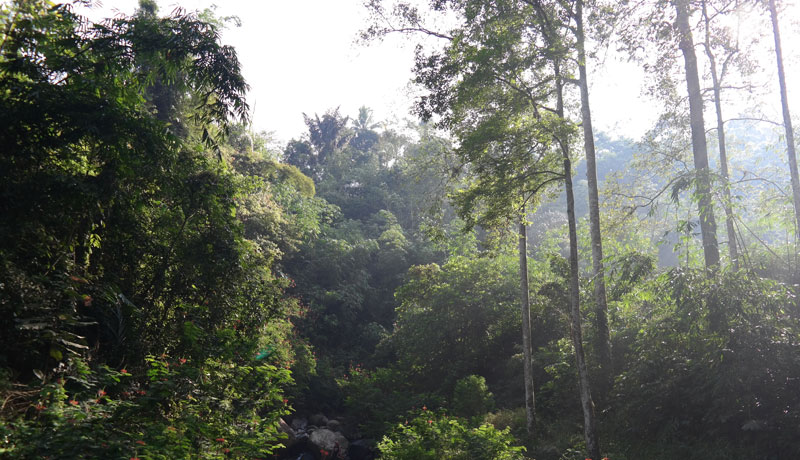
(452, 375, 494, 419)
(378, 411, 527, 460)
(337, 365, 440, 439)
(483, 407, 528, 441)
(612, 268, 800, 458)
(0, 351, 293, 459)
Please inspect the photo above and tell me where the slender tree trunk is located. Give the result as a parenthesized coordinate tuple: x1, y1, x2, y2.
(556, 65, 601, 460)
(575, 0, 612, 394)
(701, 0, 739, 269)
(518, 209, 536, 435)
(768, 0, 800, 238)
(675, 0, 721, 270)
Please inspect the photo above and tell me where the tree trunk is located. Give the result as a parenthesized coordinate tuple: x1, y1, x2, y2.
(575, 0, 612, 395)
(675, 0, 721, 270)
(768, 0, 800, 239)
(518, 210, 536, 435)
(701, 0, 739, 269)
(556, 65, 601, 460)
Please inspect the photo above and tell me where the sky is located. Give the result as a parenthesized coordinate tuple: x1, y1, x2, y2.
(78, 0, 798, 145)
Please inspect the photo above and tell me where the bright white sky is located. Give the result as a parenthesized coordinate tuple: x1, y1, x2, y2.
(79, 0, 798, 145)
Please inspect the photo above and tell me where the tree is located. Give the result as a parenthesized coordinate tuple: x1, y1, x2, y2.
(552, 54, 602, 460)
(766, 0, 800, 240)
(700, 0, 742, 268)
(408, 1, 563, 434)
(0, 4, 310, 456)
(365, 2, 602, 454)
(675, 0, 721, 270)
(574, 0, 613, 391)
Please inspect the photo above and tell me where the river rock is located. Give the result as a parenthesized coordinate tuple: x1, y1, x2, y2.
(326, 419, 342, 432)
(309, 427, 349, 452)
(291, 417, 308, 431)
(309, 413, 328, 426)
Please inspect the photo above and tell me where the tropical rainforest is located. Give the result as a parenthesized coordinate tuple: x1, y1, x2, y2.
(1, 0, 799, 459)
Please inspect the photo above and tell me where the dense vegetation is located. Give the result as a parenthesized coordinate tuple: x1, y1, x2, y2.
(2, 0, 799, 459)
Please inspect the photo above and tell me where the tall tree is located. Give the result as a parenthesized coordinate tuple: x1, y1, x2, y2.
(552, 40, 602, 460)
(675, 0, 721, 269)
(365, 2, 603, 452)
(533, 0, 613, 394)
(700, 0, 741, 268)
(574, 0, 613, 390)
(766, 0, 800, 239)
(364, 0, 558, 435)
(517, 207, 537, 435)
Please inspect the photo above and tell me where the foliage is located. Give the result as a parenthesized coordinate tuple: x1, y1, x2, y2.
(377, 411, 527, 460)
(336, 365, 439, 439)
(0, 3, 313, 458)
(451, 375, 494, 419)
(611, 268, 800, 458)
(1, 354, 292, 459)
(391, 255, 522, 394)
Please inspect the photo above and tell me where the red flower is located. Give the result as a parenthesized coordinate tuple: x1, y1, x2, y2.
(35, 404, 46, 410)
(179, 358, 187, 364)
(98, 389, 106, 396)
(131, 458, 140, 460)
(422, 405, 427, 411)
(427, 420, 433, 424)
(120, 369, 128, 374)
(216, 438, 226, 442)
(135, 440, 146, 445)
(69, 400, 79, 406)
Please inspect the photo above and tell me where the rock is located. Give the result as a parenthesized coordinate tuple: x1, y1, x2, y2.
(348, 439, 376, 460)
(326, 419, 342, 432)
(291, 417, 308, 431)
(309, 427, 349, 453)
(309, 413, 328, 426)
(278, 418, 297, 448)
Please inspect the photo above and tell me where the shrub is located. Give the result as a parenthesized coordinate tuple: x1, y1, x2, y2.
(378, 411, 527, 460)
(452, 375, 494, 419)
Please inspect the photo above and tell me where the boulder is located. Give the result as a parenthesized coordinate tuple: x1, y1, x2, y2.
(291, 417, 308, 431)
(309, 427, 349, 453)
(309, 413, 328, 426)
(326, 419, 342, 432)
